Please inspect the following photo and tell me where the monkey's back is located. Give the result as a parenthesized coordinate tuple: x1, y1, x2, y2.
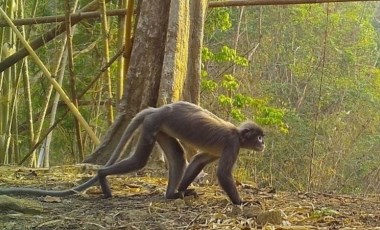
(158, 101, 239, 154)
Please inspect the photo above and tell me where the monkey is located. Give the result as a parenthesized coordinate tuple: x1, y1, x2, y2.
(0, 101, 265, 205)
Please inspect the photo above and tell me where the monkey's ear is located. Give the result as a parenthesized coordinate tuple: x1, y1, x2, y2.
(240, 128, 252, 143)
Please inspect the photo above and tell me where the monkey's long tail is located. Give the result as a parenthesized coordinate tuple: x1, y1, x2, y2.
(0, 108, 157, 196)
(0, 176, 99, 196)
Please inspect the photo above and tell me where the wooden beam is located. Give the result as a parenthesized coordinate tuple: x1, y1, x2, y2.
(0, 9, 127, 27)
(209, 0, 378, 7)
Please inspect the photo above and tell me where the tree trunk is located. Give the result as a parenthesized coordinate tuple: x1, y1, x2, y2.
(183, 0, 208, 105)
(84, 0, 171, 164)
(84, 0, 206, 165)
(158, 0, 190, 105)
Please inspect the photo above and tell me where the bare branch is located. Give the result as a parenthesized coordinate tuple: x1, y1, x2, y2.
(209, 0, 378, 7)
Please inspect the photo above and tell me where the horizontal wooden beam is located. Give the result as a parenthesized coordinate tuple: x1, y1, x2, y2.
(0, 9, 126, 27)
(1, 1, 373, 27)
(209, 0, 378, 7)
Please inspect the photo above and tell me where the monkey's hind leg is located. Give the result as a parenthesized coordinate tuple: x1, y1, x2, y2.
(97, 127, 156, 198)
(156, 132, 188, 199)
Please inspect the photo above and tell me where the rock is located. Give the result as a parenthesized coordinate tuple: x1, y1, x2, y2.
(256, 209, 282, 225)
(0, 195, 43, 214)
(242, 205, 263, 218)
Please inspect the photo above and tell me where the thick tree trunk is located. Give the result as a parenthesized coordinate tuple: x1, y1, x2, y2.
(183, 0, 208, 105)
(84, 0, 206, 165)
(158, 0, 190, 105)
(84, 0, 171, 164)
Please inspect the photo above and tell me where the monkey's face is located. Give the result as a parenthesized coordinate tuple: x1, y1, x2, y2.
(253, 134, 265, 151)
(239, 128, 265, 151)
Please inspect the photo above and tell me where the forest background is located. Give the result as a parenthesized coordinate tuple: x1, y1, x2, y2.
(1, 0, 380, 196)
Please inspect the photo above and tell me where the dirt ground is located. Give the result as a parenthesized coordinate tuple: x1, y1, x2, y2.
(1, 165, 380, 230)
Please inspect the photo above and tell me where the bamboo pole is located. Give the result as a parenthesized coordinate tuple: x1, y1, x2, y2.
(0, 9, 127, 27)
(0, 7, 100, 145)
(1, 0, 16, 164)
(65, 0, 84, 161)
(115, 0, 127, 105)
(33, 54, 64, 166)
(20, 0, 37, 166)
(17, 47, 124, 134)
(99, 0, 114, 124)
(123, 0, 134, 77)
(42, 44, 68, 167)
(9, 62, 23, 163)
(18, 48, 124, 165)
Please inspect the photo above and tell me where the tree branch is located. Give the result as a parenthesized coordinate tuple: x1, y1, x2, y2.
(209, 0, 378, 7)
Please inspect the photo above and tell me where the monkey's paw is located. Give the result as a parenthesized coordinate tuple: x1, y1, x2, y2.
(101, 194, 113, 199)
(166, 189, 198, 200)
(179, 189, 198, 199)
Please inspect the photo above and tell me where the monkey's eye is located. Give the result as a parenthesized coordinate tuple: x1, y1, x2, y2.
(258, 136, 263, 143)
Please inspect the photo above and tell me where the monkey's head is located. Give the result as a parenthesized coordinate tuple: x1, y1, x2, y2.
(238, 121, 265, 151)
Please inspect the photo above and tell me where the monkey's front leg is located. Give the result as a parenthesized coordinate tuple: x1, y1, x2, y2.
(165, 188, 198, 199)
(217, 148, 243, 205)
(179, 188, 198, 198)
(178, 153, 218, 196)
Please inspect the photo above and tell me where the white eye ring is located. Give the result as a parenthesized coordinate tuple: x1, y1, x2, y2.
(258, 136, 263, 143)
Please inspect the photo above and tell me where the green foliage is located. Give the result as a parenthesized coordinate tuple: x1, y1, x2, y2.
(255, 104, 288, 133)
(201, 47, 214, 61)
(201, 44, 287, 128)
(230, 108, 245, 122)
(218, 94, 233, 107)
(201, 79, 218, 92)
(201, 68, 218, 92)
(204, 2, 380, 193)
(205, 8, 232, 33)
(310, 208, 340, 218)
(221, 74, 239, 91)
(214, 46, 249, 66)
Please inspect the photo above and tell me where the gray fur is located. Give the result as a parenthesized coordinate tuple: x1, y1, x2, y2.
(0, 101, 265, 203)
